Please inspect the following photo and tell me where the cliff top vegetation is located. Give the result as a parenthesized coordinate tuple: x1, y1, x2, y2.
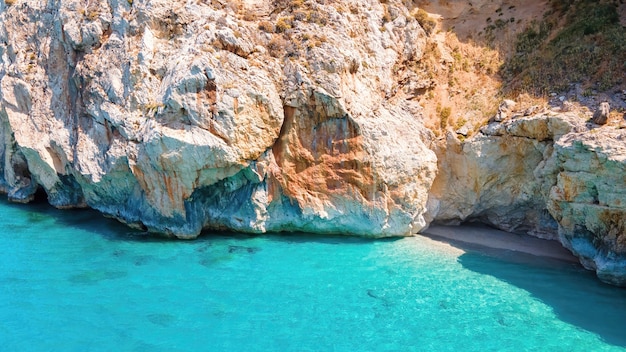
(413, 0, 626, 136)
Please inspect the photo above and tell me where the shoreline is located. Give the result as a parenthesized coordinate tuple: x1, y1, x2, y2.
(421, 224, 579, 263)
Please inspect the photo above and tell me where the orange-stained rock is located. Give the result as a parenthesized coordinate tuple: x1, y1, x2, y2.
(0, 0, 436, 238)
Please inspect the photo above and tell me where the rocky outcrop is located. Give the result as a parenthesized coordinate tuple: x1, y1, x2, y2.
(549, 129, 626, 285)
(0, 0, 436, 238)
(427, 113, 585, 238)
(428, 111, 626, 286)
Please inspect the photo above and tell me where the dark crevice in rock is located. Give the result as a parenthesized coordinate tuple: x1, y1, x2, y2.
(184, 169, 260, 234)
(271, 105, 295, 165)
(46, 173, 86, 208)
(32, 186, 49, 204)
(7, 149, 38, 203)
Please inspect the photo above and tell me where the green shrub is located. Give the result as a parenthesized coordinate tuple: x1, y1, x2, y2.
(437, 105, 451, 129)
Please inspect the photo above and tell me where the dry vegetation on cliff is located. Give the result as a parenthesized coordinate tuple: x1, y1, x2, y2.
(501, 0, 626, 96)
(412, 0, 626, 135)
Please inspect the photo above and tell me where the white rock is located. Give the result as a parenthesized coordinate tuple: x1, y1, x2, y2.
(0, 0, 436, 238)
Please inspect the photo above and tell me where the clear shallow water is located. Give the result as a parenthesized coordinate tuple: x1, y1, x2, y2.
(1, 200, 626, 351)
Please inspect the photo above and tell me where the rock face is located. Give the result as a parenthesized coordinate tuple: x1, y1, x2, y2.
(427, 113, 584, 238)
(428, 112, 626, 286)
(0, 0, 436, 238)
(549, 129, 626, 285)
(491, 99, 516, 122)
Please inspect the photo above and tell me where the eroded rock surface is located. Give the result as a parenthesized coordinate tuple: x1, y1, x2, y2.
(428, 112, 626, 286)
(0, 0, 436, 238)
(428, 113, 582, 237)
(549, 129, 626, 285)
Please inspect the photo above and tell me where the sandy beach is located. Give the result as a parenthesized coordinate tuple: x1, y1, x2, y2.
(421, 224, 579, 263)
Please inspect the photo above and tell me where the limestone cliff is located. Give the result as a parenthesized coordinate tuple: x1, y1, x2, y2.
(428, 113, 626, 286)
(0, 0, 436, 238)
(549, 129, 626, 285)
(1, 0, 626, 286)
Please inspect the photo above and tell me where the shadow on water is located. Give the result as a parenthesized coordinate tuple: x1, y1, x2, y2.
(8, 198, 626, 348)
(1, 197, 399, 280)
(436, 236, 626, 348)
(0, 197, 396, 246)
(0, 197, 155, 241)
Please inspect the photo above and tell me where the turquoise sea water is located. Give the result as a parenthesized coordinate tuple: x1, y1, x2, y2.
(1, 200, 626, 351)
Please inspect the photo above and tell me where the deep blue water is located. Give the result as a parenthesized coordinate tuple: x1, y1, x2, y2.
(1, 199, 626, 351)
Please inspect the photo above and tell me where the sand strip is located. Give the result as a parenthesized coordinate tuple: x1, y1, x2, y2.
(421, 224, 579, 263)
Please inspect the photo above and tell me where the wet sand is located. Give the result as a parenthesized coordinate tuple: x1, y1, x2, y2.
(421, 224, 579, 263)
